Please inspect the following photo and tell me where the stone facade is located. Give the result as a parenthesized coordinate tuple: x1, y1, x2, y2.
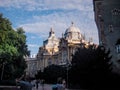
(93, 0, 120, 73)
(36, 22, 93, 71)
(25, 57, 38, 77)
(25, 22, 94, 77)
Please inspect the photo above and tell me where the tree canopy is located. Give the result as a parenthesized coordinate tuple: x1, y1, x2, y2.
(69, 45, 113, 89)
(35, 64, 66, 84)
(0, 14, 30, 80)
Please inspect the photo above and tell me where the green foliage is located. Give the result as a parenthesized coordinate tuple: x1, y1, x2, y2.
(0, 44, 18, 61)
(0, 14, 12, 31)
(36, 64, 66, 84)
(35, 70, 44, 79)
(0, 14, 29, 80)
(69, 45, 113, 88)
(16, 27, 30, 56)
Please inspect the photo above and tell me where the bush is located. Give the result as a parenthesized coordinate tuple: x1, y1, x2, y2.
(0, 80, 16, 86)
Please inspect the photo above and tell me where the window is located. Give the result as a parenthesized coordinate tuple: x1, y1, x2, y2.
(116, 45, 120, 53)
(111, 8, 120, 26)
(111, 8, 120, 15)
(116, 39, 120, 53)
(48, 58, 52, 65)
(108, 25, 113, 32)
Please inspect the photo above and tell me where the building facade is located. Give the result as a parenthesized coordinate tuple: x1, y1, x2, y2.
(93, 0, 120, 73)
(36, 22, 93, 71)
(25, 22, 94, 77)
(37, 28, 60, 71)
(25, 57, 38, 77)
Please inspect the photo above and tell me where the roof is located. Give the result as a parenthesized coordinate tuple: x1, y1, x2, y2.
(65, 22, 80, 34)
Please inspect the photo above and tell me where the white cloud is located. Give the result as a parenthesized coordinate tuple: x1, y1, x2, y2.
(0, 0, 38, 10)
(20, 10, 98, 44)
(0, 0, 99, 55)
(21, 23, 66, 40)
(5, 0, 97, 44)
(0, 0, 93, 11)
(28, 44, 39, 48)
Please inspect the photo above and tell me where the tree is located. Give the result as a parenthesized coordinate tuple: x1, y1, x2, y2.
(0, 14, 30, 80)
(41, 64, 66, 84)
(69, 45, 112, 89)
(13, 27, 30, 78)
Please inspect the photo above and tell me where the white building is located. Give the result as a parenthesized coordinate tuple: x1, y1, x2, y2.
(26, 22, 94, 77)
(37, 22, 93, 70)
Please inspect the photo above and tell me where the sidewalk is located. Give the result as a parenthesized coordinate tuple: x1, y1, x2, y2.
(32, 84, 72, 90)
(32, 84, 52, 90)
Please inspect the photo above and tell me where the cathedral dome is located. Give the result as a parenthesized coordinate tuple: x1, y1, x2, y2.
(64, 22, 82, 40)
(65, 22, 80, 33)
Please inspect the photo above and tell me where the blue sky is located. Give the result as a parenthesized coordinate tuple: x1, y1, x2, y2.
(0, 0, 99, 56)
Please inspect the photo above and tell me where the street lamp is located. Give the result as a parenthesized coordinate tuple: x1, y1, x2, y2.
(1, 62, 6, 80)
(66, 64, 69, 88)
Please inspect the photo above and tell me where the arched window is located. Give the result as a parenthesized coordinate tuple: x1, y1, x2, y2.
(111, 8, 120, 26)
(116, 39, 120, 53)
(116, 45, 120, 53)
(108, 24, 113, 32)
(116, 44, 120, 53)
(111, 8, 120, 15)
(48, 58, 52, 65)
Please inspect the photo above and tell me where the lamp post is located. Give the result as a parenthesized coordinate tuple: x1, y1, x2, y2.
(66, 59, 70, 88)
(66, 64, 69, 88)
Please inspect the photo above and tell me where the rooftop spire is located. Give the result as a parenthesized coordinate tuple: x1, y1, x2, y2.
(49, 27, 54, 37)
(62, 33, 64, 38)
(71, 21, 74, 26)
(50, 27, 53, 32)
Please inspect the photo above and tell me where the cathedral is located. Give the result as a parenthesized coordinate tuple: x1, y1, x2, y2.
(26, 22, 94, 77)
(36, 22, 93, 71)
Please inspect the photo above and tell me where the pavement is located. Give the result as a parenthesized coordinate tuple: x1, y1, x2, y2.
(32, 84, 76, 90)
(32, 84, 52, 90)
